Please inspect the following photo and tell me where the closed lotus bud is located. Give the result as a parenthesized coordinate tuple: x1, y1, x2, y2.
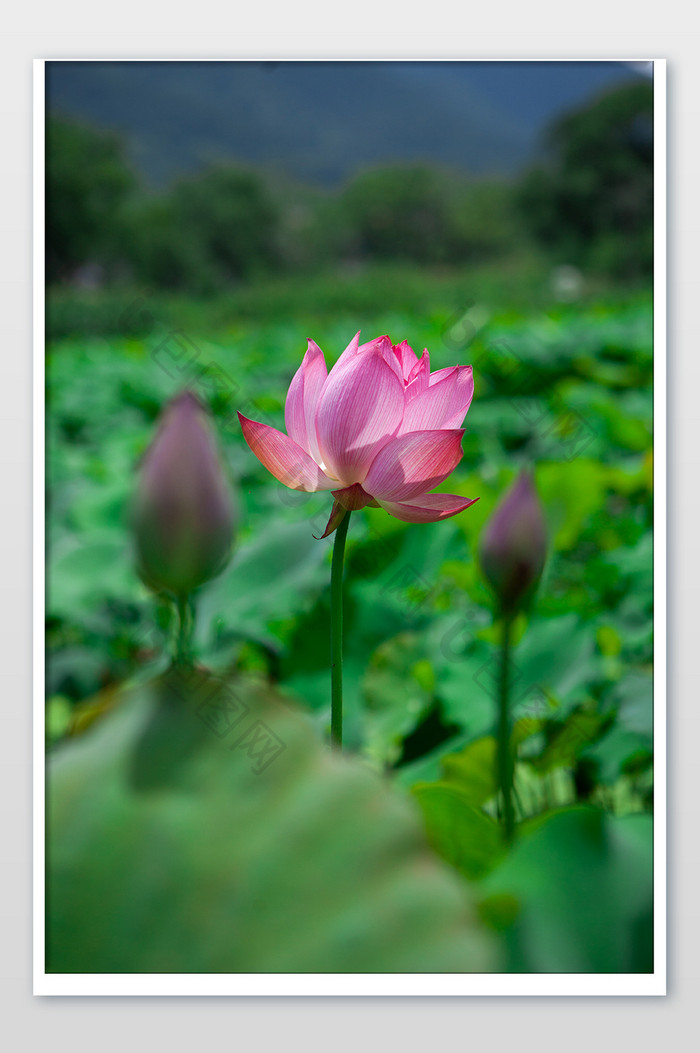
(479, 470, 547, 615)
(132, 390, 236, 596)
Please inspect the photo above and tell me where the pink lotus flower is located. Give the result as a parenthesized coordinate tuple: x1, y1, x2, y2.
(239, 333, 478, 535)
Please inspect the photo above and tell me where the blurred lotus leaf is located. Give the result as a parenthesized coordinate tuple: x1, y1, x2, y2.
(479, 805, 653, 972)
(47, 669, 498, 973)
(412, 783, 505, 881)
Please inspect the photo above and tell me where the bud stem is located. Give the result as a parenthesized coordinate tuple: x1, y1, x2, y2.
(497, 613, 516, 842)
(330, 511, 352, 749)
(174, 593, 194, 670)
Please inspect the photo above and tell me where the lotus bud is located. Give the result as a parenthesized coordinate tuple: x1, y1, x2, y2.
(479, 470, 547, 615)
(132, 390, 236, 596)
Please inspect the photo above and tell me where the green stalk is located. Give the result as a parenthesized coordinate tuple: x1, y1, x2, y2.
(497, 613, 515, 842)
(174, 593, 194, 669)
(330, 510, 352, 749)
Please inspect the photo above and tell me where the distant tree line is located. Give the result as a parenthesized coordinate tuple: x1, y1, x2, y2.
(46, 81, 653, 292)
(517, 82, 653, 281)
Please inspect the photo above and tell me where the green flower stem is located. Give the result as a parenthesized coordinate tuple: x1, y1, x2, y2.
(174, 593, 194, 669)
(497, 612, 516, 842)
(330, 510, 352, 749)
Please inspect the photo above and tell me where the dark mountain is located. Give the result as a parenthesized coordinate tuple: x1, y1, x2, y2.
(45, 60, 648, 187)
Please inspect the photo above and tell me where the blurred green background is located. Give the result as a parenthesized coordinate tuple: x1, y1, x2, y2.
(45, 61, 654, 974)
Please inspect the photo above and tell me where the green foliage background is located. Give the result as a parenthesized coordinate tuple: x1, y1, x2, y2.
(46, 278, 653, 973)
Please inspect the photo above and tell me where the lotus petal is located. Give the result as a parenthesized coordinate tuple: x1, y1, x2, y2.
(405, 350, 431, 401)
(377, 493, 479, 523)
(238, 414, 336, 492)
(315, 349, 405, 486)
(363, 429, 465, 502)
(331, 483, 374, 510)
(284, 339, 328, 464)
(399, 365, 474, 434)
(393, 339, 419, 380)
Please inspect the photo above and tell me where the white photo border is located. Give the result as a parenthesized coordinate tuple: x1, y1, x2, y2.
(33, 56, 666, 997)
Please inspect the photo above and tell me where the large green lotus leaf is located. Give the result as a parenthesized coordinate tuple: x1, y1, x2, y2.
(536, 460, 615, 552)
(527, 708, 605, 775)
(47, 669, 498, 973)
(194, 520, 329, 652)
(610, 670, 653, 738)
(361, 633, 435, 766)
(48, 533, 139, 620)
(479, 806, 653, 973)
(581, 725, 652, 785)
(412, 783, 505, 881)
(513, 613, 599, 714)
(439, 736, 498, 806)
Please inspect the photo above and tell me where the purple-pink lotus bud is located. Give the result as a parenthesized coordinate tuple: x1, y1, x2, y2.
(132, 390, 236, 596)
(479, 470, 547, 614)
